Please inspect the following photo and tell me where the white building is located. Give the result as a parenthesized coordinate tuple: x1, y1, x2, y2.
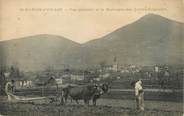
(70, 74, 84, 81)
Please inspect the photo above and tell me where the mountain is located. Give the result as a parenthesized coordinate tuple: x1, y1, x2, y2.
(0, 14, 183, 71)
(0, 34, 81, 71)
(82, 14, 184, 66)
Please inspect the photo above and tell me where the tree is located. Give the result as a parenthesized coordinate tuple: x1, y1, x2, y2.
(99, 61, 107, 72)
(0, 66, 7, 95)
(10, 65, 20, 78)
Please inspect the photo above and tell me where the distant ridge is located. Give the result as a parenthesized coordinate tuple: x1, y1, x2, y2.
(0, 34, 80, 45)
(0, 14, 183, 71)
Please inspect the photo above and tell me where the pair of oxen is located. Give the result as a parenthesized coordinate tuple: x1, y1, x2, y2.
(54, 83, 109, 106)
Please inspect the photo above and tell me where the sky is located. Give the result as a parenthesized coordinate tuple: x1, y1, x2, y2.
(0, 0, 184, 43)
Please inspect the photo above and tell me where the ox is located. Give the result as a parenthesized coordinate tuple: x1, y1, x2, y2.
(62, 84, 102, 105)
(92, 83, 109, 106)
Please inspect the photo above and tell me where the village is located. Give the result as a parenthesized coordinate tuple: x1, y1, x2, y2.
(0, 59, 183, 95)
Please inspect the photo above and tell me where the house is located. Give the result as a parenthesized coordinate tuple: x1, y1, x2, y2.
(17, 80, 33, 88)
(55, 78, 63, 84)
(34, 75, 54, 86)
(70, 74, 84, 81)
(99, 73, 110, 79)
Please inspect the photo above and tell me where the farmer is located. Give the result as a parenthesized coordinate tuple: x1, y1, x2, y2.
(5, 80, 15, 94)
(5, 80, 17, 101)
(134, 79, 144, 111)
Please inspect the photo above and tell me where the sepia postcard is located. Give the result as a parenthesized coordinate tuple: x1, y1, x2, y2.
(0, 0, 183, 116)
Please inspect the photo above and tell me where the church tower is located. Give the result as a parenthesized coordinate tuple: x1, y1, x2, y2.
(112, 56, 118, 72)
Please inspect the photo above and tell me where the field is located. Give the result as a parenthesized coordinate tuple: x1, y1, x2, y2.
(1, 83, 183, 116)
(0, 93, 183, 116)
